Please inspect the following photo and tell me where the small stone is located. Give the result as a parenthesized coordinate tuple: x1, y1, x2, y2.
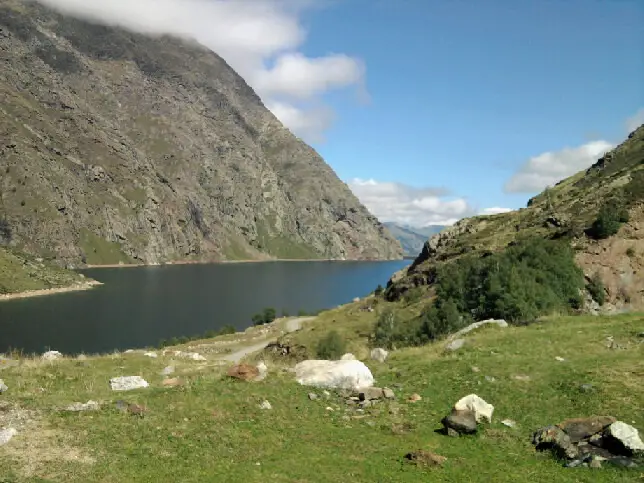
(340, 353, 356, 360)
(227, 364, 259, 381)
(579, 383, 594, 393)
(454, 394, 494, 423)
(110, 376, 149, 391)
(127, 403, 147, 417)
(143, 352, 157, 358)
(42, 350, 63, 360)
(471, 366, 480, 373)
(502, 419, 517, 428)
(64, 400, 100, 412)
(325, 407, 334, 411)
(0, 379, 7, 394)
(162, 378, 183, 387)
(77, 354, 87, 361)
(442, 409, 478, 434)
(179, 352, 206, 361)
(589, 458, 602, 469)
(445, 338, 465, 352)
(555, 356, 565, 362)
(446, 427, 460, 437)
(370, 348, 388, 363)
(359, 387, 384, 400)
(0, 428, 17, 446)
(259, 400, 272, 410)
(322, 390, 331, 398)
(485, 375, 496, 383)
(256, 362, 268, 381)
(161, 365, 175, 376)
(408, 393, 422, 403)
(308, 393, 318, 400)
(383, 387, 395, 399)
(512, 374, 530, 381)
(404, 450, 447, 467)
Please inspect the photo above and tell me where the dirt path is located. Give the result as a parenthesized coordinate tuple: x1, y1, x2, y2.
(220, 317, 314, 363)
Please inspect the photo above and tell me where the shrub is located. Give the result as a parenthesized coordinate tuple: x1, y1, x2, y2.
(419, 299, 465, 341)
(374, 284, 384, 296)
(587, 272, 606, 306)
(626, 247, 636, 257)
(588, 200, 629, 239)
(373, 308, 425, 349)
(316, 330, 346, 360)
(217, 325, 236, 335)
(252, 307, 276, 325)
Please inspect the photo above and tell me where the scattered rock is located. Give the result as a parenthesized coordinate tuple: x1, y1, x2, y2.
(352, 297, 360, 303)
(259, 400, 272, 410)
(502, 419, 517, 428)
(0, 427, 17, 446)
(109, 376, 149, 391)
(162, 378, 183, 387)
(308, 393, 318, 401)
(127, 403, 147, 417)
(589, 457, 603, 469)
(579, 383, 594, 393)
(179, 352, 206, 361)
(161, 365, 175, 376)
(370, 348, 389, 363)
(227, 364, 260, 381)
(484, 375, 496, 383)
(408, 393, 422, 403)
(340, 353, 356, 360)
(449, 319, 508, 339)
(0, 379, 7, 394)
(404, 449, 447, 468)
(512, 374, 531, 381)
(442, 409, 478, 435)
(605, 421, 644, 453)
(454, 394, 494, 423)
(555, 356, 565, 362)
(383, 387, 395, 399)
(557, 416, 616, 443)
(471, 366, 480, 373)
(294, 360, 374, 391)
(359, 387, 384, 401)
(64, 400, 100, 412)
(42, 350, 63, 360)
(256, 361, 268, 381)
(77, 354, 87, 361)
(323, 390, 331, 398)
(445, 338, 465, 352)
(143, 352, 158, 358)
(532, 425, 579, 459)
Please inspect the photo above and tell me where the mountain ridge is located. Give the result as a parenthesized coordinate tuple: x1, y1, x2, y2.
(383, 222, 445, 257)
(0, 0, 402, 271)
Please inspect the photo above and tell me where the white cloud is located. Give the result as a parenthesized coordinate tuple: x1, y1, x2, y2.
(348, 178, 473, 227)
(480, 207, 513, 215)
(504, 140, 613, 194)
(626, 107, 644, 133)
(34, 0, 365, 142)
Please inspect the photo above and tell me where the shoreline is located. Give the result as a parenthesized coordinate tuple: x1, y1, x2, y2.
(85, 257, 406, 269)
(0, 280, 103, 302)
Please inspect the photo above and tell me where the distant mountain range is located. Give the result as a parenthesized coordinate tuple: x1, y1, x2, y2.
(383, 223, 446, 257)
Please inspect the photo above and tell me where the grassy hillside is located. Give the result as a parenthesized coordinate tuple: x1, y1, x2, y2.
(0, 308, 642, 481)
(0, 246, 86, 295)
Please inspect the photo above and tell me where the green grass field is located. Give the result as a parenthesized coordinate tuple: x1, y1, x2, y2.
(1, 311, 642, 482)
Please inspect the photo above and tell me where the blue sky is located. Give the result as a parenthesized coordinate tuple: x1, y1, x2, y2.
(299, 0, 644, 225)
(39, 0, 644, 226)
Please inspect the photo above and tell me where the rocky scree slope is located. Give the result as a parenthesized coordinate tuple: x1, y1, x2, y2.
(0, 1, 401, 267)
(387, 125, 644, 309)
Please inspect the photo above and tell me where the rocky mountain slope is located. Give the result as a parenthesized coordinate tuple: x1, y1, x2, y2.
(383, 222, 445, 257)
(0, 0, 402, 267)
(387, 125, 644, 309)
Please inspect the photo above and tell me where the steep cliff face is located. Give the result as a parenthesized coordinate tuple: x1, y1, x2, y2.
(0, 1, 402, 266)
(387, 125, 644, 309)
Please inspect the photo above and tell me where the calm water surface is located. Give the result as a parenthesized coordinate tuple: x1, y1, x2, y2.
(0, 260, 408, 354)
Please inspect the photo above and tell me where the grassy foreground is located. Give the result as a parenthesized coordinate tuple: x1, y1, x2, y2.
(0, 311, 643, 482)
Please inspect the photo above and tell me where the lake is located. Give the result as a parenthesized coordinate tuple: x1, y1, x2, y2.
(0, 260, 408, 355)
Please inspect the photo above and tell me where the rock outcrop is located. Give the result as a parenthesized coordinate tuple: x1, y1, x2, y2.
(0, 1, 401, 267)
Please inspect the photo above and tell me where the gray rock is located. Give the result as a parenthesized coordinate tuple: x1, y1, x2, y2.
(532, 425, 579, 460)
(0, 379, 7, 394)
(64, 400, 100, 412)
(0, 428, 17, 446)
(340, 353, 356, 360)
(161, 365, 175, 376)
(442, 409, 478, 435)
(259, 400, 272, 410)
(109, 376, 149, 391)
(501, 419, 517, 428)
(358, 387, 384, 401)
(605, 421, 644, 453)
(445, 338, 465, 351)
(370, 348, 388, 363)
(383, 387, 395, 399)
(579, 383, 594, 393)
(308, 393, 318, 401)
(41, 350, 63, 361)
(485, 375, 496, 383)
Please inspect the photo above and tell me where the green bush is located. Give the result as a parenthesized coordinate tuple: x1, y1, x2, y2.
(419, 299, 465, 341)
(626, 247, 636, 257)
(587, 272, 606, 306)
(374, 284, 384, 296)
(588, 200, 629, 239)
(252, 307, 277, 326)
(372, 308, 426, 349)
(217, 324, 236, 335)
(316, 330, 346, 360)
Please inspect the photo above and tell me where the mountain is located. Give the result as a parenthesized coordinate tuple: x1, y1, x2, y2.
(0, 0, 402, 269)
(386, 124, 644, 309)
(383, 222, 445, 257)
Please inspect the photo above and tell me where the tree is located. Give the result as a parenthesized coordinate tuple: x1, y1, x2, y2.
(316, 330, 346, 359)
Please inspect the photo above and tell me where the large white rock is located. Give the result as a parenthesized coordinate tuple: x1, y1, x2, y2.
(294, 360, 374, 391)
(445, 338, 466, 351)
(0, 379, 7, 394)
(41, 350, 63, 360)
(607, 421, 644, 452)
(454, 394, 494, 423)
(109, 376, 149, 391)
(449, 319, 508, 339)
(370, 348, 389, 363)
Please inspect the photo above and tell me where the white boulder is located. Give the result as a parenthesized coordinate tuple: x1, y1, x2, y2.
(454, 394, 494, 423)
(445, 338, 466, 351)
(41, 350, 63, 360)
(370, 348, 389, 363)
(143, 352, 158, 358)
(0, 428, 17, 446)
(606, 421, 644, 452)
(340, 353, 356, 360)
(0, 379, 7, 394)
(449, 319, 508, 339)
(294, 359, 374, 391)
(109, 376, 149, 391)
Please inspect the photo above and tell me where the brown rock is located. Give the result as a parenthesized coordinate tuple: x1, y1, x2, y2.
(127, 403, 147, 417)
(404, 450, 447, 467)
(408, 393, 422, 403)
(162, 377, 184, 387)
(358, 387, 384, 401)
(226, 364, 260, 381)
(557, 416, 617, 443)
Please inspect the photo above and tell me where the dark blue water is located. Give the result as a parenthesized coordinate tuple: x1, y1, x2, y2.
(0, 260, 408, 354)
